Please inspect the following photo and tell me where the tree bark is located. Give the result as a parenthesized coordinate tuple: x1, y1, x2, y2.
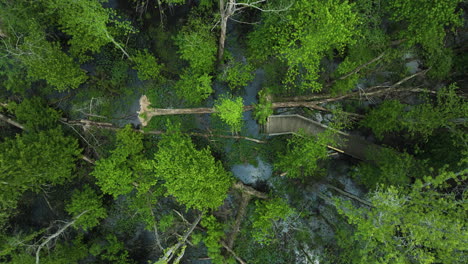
(217, 0, 235, 64)
(226, 193, 251, 249)
(218, 16, 228, 63)
(232, 182, 268, 199)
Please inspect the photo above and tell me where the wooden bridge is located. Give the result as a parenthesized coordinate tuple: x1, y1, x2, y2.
(264, 115, 387, 162)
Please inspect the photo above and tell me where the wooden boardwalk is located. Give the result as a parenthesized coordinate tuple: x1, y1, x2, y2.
(264, 115, 386, 162)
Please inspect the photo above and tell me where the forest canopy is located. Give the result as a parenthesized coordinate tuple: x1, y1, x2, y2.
(0, 0, 466, 263)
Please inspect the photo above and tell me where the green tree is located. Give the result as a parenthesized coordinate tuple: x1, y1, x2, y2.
(153, 123, 233, 211)
(92, 125, 154, 198)
(251, 198, 296, 245)
(8, 236, 89, 264)
(0, 128, 81, 229)
(362, 84, 468, 140)
(174, 15, 217, 75)
(219, 60, 255, 90)
(253, 89, 273, 125)
(248, 0, 360, 91)
(132, 49, 164, 81)
(276, 130, 336, 179)
(8, 97, 62, 131)
(386, 0, 463, 78)
(0, 1, 90, 91)
(334, 169, 468, 264)
(174, 71, 213, 105)
(199, 215, 227, 264)
(90, 234, 134, 264)
(213, 96, 244, 134)
(19, 34, 88, 91)
(43, 0, 133, 60)
(354, 149, 420, 189)
(66, 185, 108, 231)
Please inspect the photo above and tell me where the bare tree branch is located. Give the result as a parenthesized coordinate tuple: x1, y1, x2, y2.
(221, 241, 247, 264)
(0, 112, 24, 130)
(157, 214, 202, 264)
(35, 211, 88, 264)
(336, 52, 386, 81)
(325, 184, 374, 208)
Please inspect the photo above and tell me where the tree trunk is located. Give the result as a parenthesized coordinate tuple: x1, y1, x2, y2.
(217, 0, 236, 64)
(227, 193, 251, 248)
(218, 16, 228, 63)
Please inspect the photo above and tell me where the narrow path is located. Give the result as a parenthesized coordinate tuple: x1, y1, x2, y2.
(265, 115, 386, 162)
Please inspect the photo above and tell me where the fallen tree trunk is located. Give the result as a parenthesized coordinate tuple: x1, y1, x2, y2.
(66, 119, 266, 143)
(224, 182, 269, 252)
(279, 69, 430, 102)
(226, 193, 251, 249)
(138, 71, 431, 125)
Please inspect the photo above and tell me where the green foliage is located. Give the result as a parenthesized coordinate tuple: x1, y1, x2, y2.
(386, 0, 463, 79)
(66, 185, 107, 231)
(403, 84, 467, 138)
(331, 30, 387, 94)
(43, 0, 133, 60)
(153, 122, 233, 211)
(19, 31, 88, 91)
(275, 130, 335, 179)
(219, 61, 255, 90)
(424, 47, 454, 79)
(354, 149, 419, 189)
(0, 230, 44, 261)
(200, 215, 226, 264)
(335, 170, 468, 264)
(132, 49, 163, 81)
(109, 60, 130, 89)
(331, 0, 389, 94)
(362, 84, 468, 140)
(174, 16, 217, 75)
(91, 48, 131, 94)
(361, 100, 406, 139)
(9, 235, 89, 264)
(92, 125, 154, 198)
(214, 96, 244, 133)
(0, 55, 31, 94)
(386, 0, 462, 53)
(126, 191, 161, 231)
(90, 234, 133, 264)
(253, 89, 273, 125)
(0, 2, 87, 91)
(0, 127, 80, 232)
(164, 0, 186, 4)
(248, 0, 360, 91)
(251, 198, 296, 245)
(417, 131, 467, 172)
(8, 97, 61, 131)
(158, 214, 175, 232)
(0, 128, 80, 200)
(174, 71, 213, 105)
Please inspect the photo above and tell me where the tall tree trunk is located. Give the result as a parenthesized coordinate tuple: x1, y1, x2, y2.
(218, 16, 228, 63)
(217, 0, 235, 64)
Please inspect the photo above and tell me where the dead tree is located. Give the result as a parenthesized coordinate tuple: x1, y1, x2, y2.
(35, 211, 88, 264)
(217, 0, 292, 63)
